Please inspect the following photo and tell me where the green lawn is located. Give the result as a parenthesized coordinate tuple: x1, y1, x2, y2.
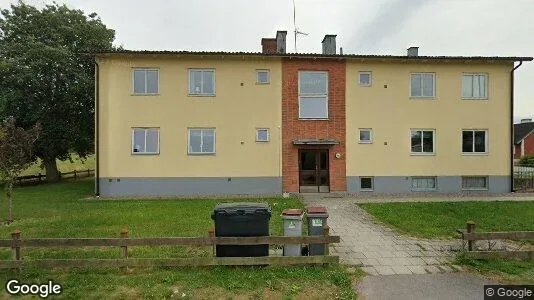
(456, 255, 534, 284)
(0, 180, 359, 299)
(359, 201, 534, 239)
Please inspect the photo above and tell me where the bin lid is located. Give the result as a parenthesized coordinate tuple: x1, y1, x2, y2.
(282, 209, 303, 216)
(306, 206, 327, 214)
(211, 202, 271, 219)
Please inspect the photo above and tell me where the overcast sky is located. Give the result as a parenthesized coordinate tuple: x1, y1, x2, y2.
(2, 0, 533, 120)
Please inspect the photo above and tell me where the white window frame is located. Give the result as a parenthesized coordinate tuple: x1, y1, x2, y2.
(411, 176, 437, 191)
(410, 72, 435, 98)
(256, 69, 270, 84)
(298, 71, 329, 120)
(131, 128, 160, 155)
(461, 129, 488, 155)
(132, 68, 159, 95)
(256, 128, 270, 142)
(462, 73, 488, 100)
(358, 128, 373, 144)
(410, 129, 436, 155)
(188, 69, 216, 96)
(187, 128, 216, 155)
(360, 177, 374, 191)
(461, 176, 489, 191)
(358, 71, 372, 87)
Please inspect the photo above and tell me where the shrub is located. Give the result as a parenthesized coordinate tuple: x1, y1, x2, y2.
(519, 155, 534, 167)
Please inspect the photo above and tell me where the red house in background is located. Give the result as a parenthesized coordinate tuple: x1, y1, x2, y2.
(514, 119, 534, 159)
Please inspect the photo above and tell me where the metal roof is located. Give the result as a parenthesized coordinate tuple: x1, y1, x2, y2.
(94, 50, 533, 62)
(514, 122, 534, 144)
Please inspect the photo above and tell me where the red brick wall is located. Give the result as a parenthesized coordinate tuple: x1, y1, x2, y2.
(282, 59, 346, 192)
(515, 133, 534, 159)
(514, 144, 521, 159)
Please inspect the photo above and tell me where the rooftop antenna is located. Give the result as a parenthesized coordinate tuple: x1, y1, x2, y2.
(293, 0, 308, 53)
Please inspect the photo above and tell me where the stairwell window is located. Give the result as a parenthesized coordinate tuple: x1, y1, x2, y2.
(358, 71, 372, 86)
(359, 129, 373, 143)
(188, 128, 216, 155)
(189, 69, 215, 96)
(462, 74, 488, 99)
(256, 70, 270, 84)
(133, 69, 159, 95)
(410, 73, 435, 98)
(132, 128, 159, 154)
(299, 71, 328, 119)
(462, 130, 488, 154)
(411, 129, 435, 154)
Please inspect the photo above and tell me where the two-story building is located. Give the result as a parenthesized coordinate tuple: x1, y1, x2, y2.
(95, 31, 532, 197)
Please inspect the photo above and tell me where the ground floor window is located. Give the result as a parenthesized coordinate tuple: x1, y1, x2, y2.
(411, 177, 437, 190)
(462, 176, 488, 190)
(360, 177, 374, 191)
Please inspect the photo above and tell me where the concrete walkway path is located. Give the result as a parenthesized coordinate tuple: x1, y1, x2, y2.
(356, 273, 497, 300)
(301, 194, 461, 275)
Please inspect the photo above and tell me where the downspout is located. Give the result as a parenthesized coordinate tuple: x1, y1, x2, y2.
(94, 60, 100, 196)
(510, 61, 523, 192)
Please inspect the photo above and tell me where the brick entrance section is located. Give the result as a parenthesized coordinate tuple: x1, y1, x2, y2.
(282, 58, 346, 192)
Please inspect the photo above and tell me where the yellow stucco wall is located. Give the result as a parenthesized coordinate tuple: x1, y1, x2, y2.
(97, 55, 282, 178)
(346, 61, 512, 176)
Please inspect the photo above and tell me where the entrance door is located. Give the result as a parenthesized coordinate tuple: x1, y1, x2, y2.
(299, 149, 329, 193)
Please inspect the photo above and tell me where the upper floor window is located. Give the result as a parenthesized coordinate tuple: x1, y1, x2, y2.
(462, 74, 487, 99)
(256, 70, 270, 84)
(256, 128, 270, 142)
(358, 71, 372, 86)
(410, 73, 435, 98)
(133, 69, 159, 95)
(411, 129, 435, 154)
(132, 128, 159, 154)
(189, 69, 215, 96)
(462, 130, 487, 154)
(299, 71, 328, 119)
(188, 128, 215, 154)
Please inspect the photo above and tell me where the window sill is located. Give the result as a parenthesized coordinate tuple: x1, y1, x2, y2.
(255, 82, 270, 85)
(410, 153, 436, 156)
(358, 141, 372, 144)
(360, 189, 374, 192)
(131, 93, 160, 96)
(188, 94, 216, 97)
(256, 140, 270, 143)
(411, 188, 437, 192)
(188, 153, 216, 156)
(461, 153, 489, 156)
(358, 84, 372, 87)
(131, 152, 160, 156)
(462, 98, 488, 101)
(409, 97, 436, 100)
(298, 118, 329, 121)
(461, 188, 489, 191)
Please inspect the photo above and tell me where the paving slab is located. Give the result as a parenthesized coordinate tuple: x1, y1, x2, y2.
(356, 273, 498, 300)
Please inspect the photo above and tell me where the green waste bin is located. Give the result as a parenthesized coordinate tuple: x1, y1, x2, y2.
(281, 209, 303, 256)
(306, 206, 329, 255)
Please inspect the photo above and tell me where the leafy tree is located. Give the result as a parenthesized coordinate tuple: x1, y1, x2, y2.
(0, 2, 115, 181)
(0, 119, 41, 223)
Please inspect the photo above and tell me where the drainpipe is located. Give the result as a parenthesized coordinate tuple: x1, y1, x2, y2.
(94, 60, 100, 196)
(510, 61, 523, 192)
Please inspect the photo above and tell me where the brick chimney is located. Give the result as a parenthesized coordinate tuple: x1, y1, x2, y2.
(261, 38, 277, 54)
(322, 35, 337, 55)
(276, 31, 287, 54)
(407, 47, 419, 57)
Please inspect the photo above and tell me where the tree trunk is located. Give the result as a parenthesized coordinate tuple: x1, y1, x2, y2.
(44, 157, 60, 182)
(6, 180, 14, 223)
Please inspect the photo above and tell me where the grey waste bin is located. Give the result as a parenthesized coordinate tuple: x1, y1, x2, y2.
(306, 206, 329, 255)
(281, 209, 303, 256)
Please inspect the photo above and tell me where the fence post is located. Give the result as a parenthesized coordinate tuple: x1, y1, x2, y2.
(11, 230, 21, 271)
(120, 228, 128, 271)
(323, 225, 330, 256)
(466, 221, 476, 251)
(208, 227, 215, 256)
(87, 169, 90, 177)
(38, 173, 42, 183)
(73, 170, 77, 179)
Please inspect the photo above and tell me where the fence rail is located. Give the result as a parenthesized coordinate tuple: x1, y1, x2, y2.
(1, 228, 340, 269)
(12, 169, 94, 185)
(457, 221, 534, 261)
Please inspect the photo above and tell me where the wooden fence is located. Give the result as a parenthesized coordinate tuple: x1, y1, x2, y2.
(0, 227, 340, 269)
(14, 169, 94, 185)
(457, 221, 534, 261)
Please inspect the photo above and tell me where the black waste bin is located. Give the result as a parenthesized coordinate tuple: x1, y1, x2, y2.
(211, 202, 271, 257)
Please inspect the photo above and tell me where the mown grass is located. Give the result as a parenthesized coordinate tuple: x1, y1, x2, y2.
(0, 180, 359, 299)
(20, 154, 95, 176)
(359, 201, 534, 238)
(455, 255, 534, 284)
